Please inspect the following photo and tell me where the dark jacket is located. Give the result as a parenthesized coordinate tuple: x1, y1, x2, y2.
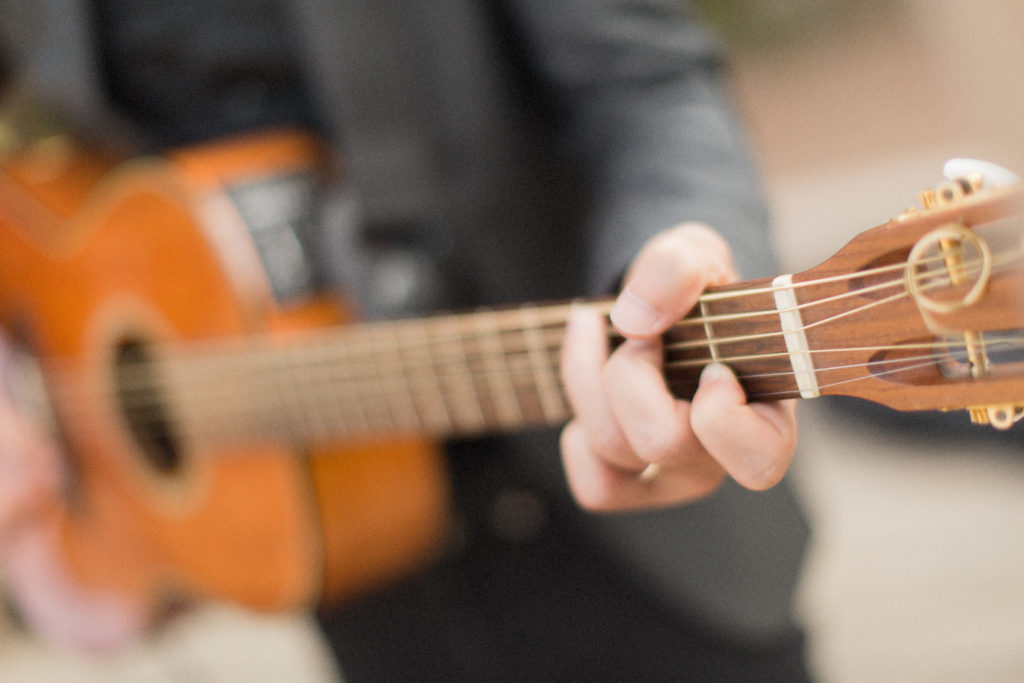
(1, 0, 809, 646)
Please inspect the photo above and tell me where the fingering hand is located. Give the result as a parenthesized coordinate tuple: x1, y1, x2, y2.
(559, 223, 797, 511)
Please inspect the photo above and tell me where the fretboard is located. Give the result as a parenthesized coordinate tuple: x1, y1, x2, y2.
(158, 287, 801, 447)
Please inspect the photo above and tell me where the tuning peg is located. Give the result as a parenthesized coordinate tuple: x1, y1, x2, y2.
(943, 158, 1021, 189)
(968, 403, 1024, 430)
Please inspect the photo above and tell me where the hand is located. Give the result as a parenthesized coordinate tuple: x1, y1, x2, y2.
(0, 335, 146, 651)
(559, 223, 798, 511)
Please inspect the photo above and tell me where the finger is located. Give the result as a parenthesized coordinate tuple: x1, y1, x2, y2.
(560, 305, 636, 470)
(610, 223, 737, 339)
(689, 363, 797, 490)
(603, 337, 708, 469)
(560, 420, 725, 511)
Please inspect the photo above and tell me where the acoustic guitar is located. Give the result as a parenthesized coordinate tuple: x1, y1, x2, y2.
(1, 125, 1023, 618)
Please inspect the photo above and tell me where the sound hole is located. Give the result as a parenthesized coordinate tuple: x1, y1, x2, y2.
(114, 338, 182, 475)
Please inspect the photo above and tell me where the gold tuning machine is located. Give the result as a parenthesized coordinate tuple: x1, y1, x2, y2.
(896, 169, 982, 222)
(910, 160, 1024, 431)
(968, 404, 1024, 430)
(900, 159, 1020, 221)
(917, 171, 984, 211)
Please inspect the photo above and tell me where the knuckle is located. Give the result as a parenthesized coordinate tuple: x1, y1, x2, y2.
(561, 419, 635, 481)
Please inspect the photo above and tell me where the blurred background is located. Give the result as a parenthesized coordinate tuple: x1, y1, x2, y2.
(3, 1, 1024, 680)
(723, 0, 1024, 680)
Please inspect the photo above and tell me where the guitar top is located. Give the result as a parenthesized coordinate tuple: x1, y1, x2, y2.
(0, 128, 450, 615)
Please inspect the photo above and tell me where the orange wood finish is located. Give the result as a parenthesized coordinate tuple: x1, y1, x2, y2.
(0, 129, 449, 615)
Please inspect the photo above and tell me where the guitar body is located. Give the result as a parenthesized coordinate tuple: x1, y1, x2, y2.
(0, 130, 450, 613)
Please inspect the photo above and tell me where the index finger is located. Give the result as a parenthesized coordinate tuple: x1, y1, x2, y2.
(610, 223, 737, 340)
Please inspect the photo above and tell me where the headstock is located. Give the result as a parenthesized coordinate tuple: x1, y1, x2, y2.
(792, 161, 1024, 428)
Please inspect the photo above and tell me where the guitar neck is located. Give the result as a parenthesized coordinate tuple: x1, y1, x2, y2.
(102, 178, 1024, 447)
(162, 287, 799, 446)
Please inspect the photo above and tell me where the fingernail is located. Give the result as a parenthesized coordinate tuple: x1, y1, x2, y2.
(610, 288, 661, 336)
(699, 362, 732, 386)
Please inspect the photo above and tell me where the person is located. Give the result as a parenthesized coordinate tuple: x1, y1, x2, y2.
(0, 0, 811, 680)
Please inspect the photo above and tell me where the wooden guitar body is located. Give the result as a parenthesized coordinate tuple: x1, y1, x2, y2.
(0, 130, 449, 614)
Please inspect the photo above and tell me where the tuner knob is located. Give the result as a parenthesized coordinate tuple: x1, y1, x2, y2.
(943, 159, 1020, 189)
(967, 403, 1024, 430)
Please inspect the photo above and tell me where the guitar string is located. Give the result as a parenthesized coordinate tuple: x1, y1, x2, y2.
(39, 321, 1024, 438)
(86, 239, 1009, 396)
(32, 243, 1024, 437)
(51, 331, 1021, 449)
(104, 243, 1003, 405)
(118, 260, 969, 411)
(667, 338, 979, 372)
(39, 329, 1024, 452)
(38, 248, 1016, 427)
(37, 239, 990, 392)
(746, 328, 1024, 398)
(746, 357, 962, 401)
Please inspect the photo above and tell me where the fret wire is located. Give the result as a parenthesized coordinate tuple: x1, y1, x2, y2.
(255, 344, 336, 440)
(316, 331, 373, 435)
(265, 346, 308, 441)
(319, 319, 447, 435)
(335, 340, 371, 435)
(518, 307, 569, 423)
(474, 311, 525, 428)
(698, 298, 720, 362)
(302, 340, 334, 439)
(408, 318, 456, 434)
(363, 327, 399, 432)
(381, 322, 426, 432)
(269, 340, 387, 440)
(450, 316, 488, 430)
(424, 316, 486, 432)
